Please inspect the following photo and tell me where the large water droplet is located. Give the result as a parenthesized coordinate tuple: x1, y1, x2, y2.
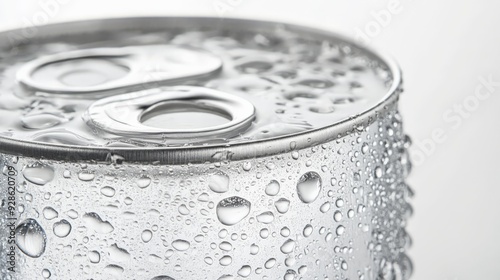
(22, 163, 54, 185)
(297, 171, 322, 203)
(15, 219, 47, 258)
(216, 196, 251, 226)
(53, 219, 72, 238)
(209, 172, 230, 193)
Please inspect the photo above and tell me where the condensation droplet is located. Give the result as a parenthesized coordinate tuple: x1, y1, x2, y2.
(141, 230, 153, 243)
(172, 239, 190, 251)
(216, 196, 251, 226)
(100, 186, 116, 197)
(43, 207, 58, 220)
(209, 171, 230, 193)
(22, 163, 54, 186)
(256, 211, 275, 224)
(280, 239, 296, 254)
(53, 219, 72, 238)
(297, 171, 322, 203)
(303, 224, 313, 237)
(275, 198, 291, 214)
(265, 180, 280, 196)
(88, 250, 101, 264)
(15, 219, 47, 258)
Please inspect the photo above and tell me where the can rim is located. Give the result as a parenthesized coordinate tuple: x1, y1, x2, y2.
(0, 16, 403, 164)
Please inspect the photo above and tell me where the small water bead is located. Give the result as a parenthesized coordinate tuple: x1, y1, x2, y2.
(238, 265, 252, 277)
(53, 219, 72, 238)
(216, 196, 251, 226)
(280, 239, 296, 254)
(15, 218, 47, 258)
(242, 162, 252, 171)
(219, 255, 233, 266)
(374, 166, 383, 178)
(209, 171, 230, 193)
(204, 257, 214, 265)
(137, 176, 152, 188)
(256, 211, 275, 224)
(219, 241, 233, 251)
(172, 239, 190, 251)
(334, 211, 343, 222)
(257, 227, 270, 239)
(194, 234, 205, 242)
(303, 224, 313, 237)
(284, 269, 297, 280)
(151, 276, 175, 280)
(297, 171, 322, 204)
(63, 170, 71, 178)
(141, 230, 153, 243)
(217, 275, 234, 280)
(198, 193, 210, 202)
(124, 197, 133, 205)
(22, 163, 54, 185)
(218, 229, 228, 238)
(341, 260, 348, 270)
(265, 180, 280, 196)
(265, 258, 276, 269)
(250, 244, 260, 255)
(336, 225, 346, 236)
(280, 227, 291, 237)
(310, 105, 335, 114)
(100, 186, 116, 197)
(178, 204, 190, 215)
(275, 198, 291, 214)
(88, 250, 101, 263)
(78, 171, 95, 182)
(298, 265, 308, 275)
(104, 265, 124, 275)
(291, 151, 299, 160)
(320, 202, 331, 213)
(335, 198, 344, 208)
(347, 209, 355, 218)
(42, 268, 51, 278)
(43, 207, 58, 220)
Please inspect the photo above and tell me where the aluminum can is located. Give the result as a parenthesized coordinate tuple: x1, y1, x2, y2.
(0, 17, 413, 280)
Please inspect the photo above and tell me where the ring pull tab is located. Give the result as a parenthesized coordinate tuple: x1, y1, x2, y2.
(17, 45, 223, 97)
(83, 86, 256, 140)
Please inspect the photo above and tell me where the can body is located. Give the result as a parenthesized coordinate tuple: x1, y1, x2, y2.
(1, 103, 412, 280)
(0, 17, 412, 280)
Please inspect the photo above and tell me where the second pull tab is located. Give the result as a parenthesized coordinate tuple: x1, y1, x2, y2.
(17, 45, 223, 97)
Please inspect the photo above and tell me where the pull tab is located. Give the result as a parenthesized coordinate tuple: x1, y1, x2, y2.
(83, 86, 255, 139)
(17, 45, 223, 97)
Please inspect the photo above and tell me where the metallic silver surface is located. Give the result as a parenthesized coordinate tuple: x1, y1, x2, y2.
(0, 17, 402, 164)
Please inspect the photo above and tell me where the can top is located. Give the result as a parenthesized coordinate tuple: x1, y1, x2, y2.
(0, 17, 402, 163)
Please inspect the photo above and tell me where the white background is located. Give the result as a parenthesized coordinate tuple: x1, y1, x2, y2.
(1, 1, 499, 279)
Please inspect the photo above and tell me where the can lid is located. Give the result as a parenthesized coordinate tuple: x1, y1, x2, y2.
(0, 17, 402, 163)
